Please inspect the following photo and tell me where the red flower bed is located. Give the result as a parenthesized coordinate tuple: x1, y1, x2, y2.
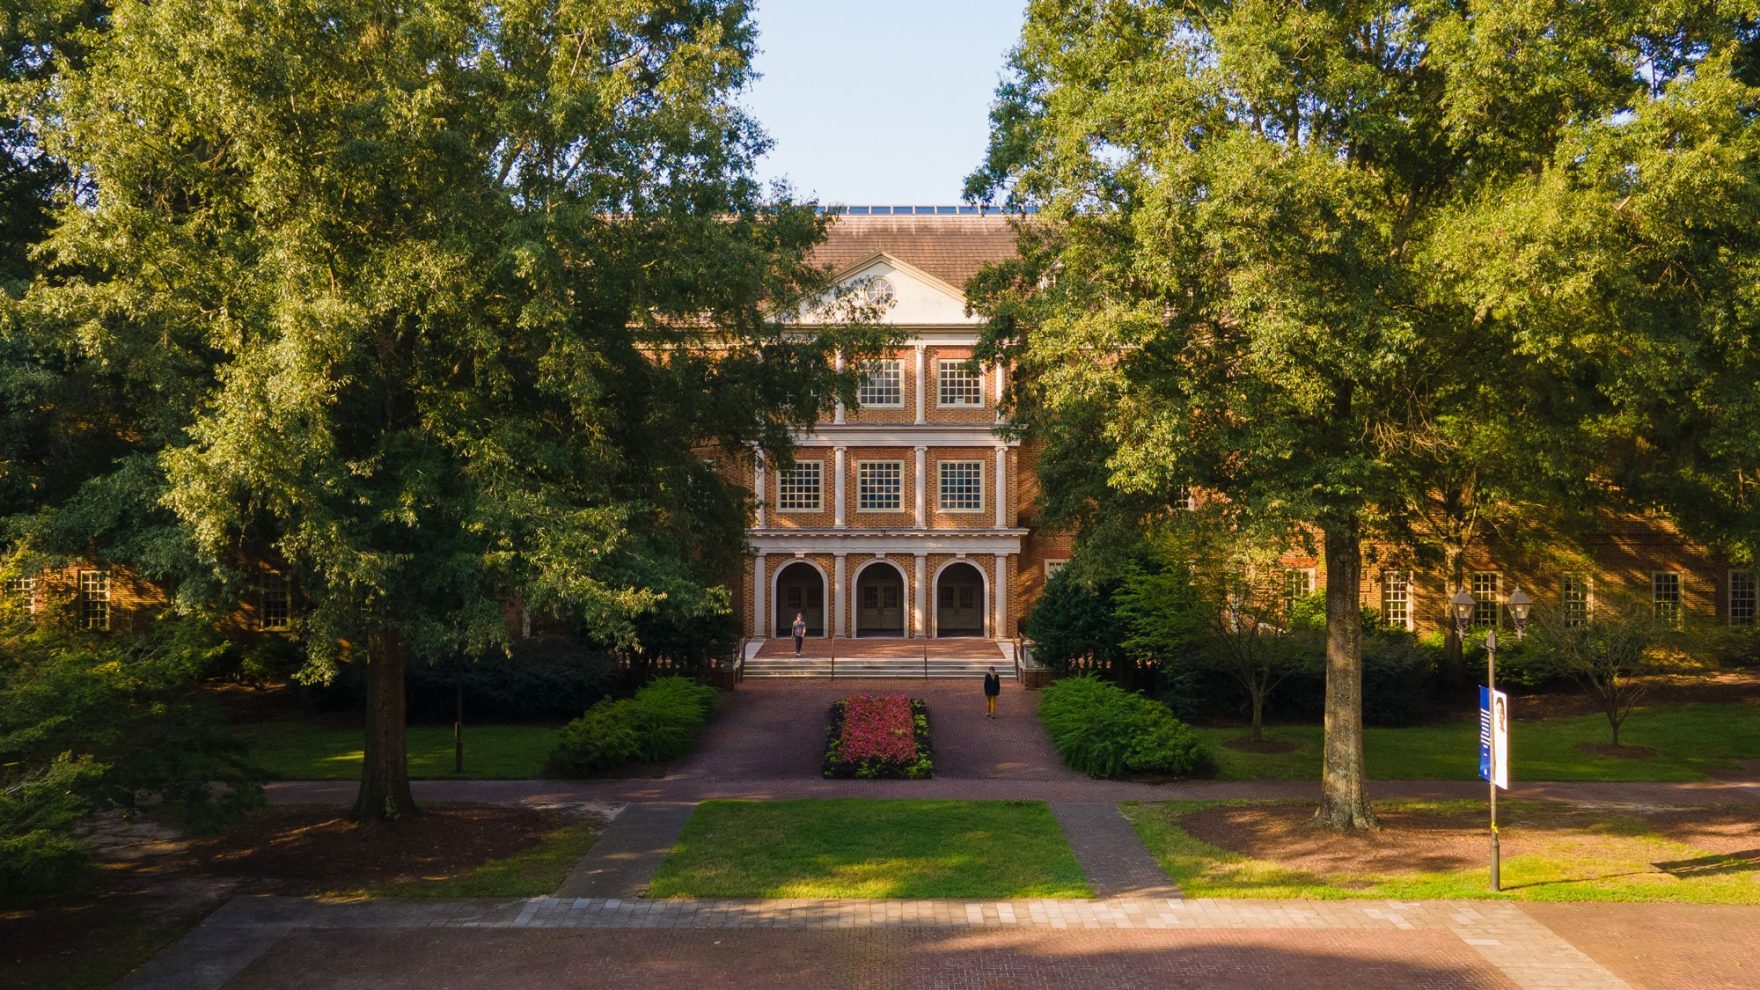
(838, 694, 918, 764)
(823, 693, 933, 779)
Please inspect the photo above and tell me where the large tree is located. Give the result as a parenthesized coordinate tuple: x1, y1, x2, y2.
(966, 1, 1760, 828)
(13, 0, 868, 820)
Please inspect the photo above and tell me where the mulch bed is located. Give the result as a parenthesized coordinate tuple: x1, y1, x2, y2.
(1510, 671, 1760, 721)
(1180, 802, 1760, 878)
(187, 804, 569, 889)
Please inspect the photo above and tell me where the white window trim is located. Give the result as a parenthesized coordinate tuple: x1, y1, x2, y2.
(935, 359, 984, 408)
(1382, 570, 1413, 631)
(776, 461, 824, 513)
(1731, 569, 1757, 627)
(937, 459, 986, 513)
(1044, 559, 1070, 578)
(259, 571, 293, 632)
(5, 575, 38, 614)
(79, 569, 111, 631)
(855, 359, 905, 409)
(1471, 571, 1502, 629)
(1652, 570, 1683, 623)
(855, 459, 905, 513)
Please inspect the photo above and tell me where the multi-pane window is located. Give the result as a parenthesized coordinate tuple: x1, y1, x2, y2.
(1382, 571, 1411, 629)
(1471, 571, 1501, 628)
(1653, 571, 1682, 624)
(1733, 570, 1757, 627)
(1561, 573, 1590, 628)
(1044, 559, 1069, 579)
(937, 360, 983, 406)
(776, 461, 822, 511)
(260, 571, 292, 631)
(4, 576, 36, 613)
(938, 460, 983, 511)
(857, 461, 903, 512)
(1283, 568, 1315, 616)
(856, 359, 903, 407)
(1174, 486, 1196, 511)
(79, 569, 110, 631)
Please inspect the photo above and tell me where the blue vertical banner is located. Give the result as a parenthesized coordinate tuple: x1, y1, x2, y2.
(1478, 686, 1491, 783)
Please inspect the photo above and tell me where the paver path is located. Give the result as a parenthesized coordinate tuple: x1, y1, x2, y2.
(127, 894, 1656, 990)
(553, 803, 694, 899)
(1052, 802, 1182, 899)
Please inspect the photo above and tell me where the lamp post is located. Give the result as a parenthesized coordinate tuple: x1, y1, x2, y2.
(1455, 585, 1531, 892)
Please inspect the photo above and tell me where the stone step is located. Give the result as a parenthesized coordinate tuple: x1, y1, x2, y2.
(743, 658, 1008, 679)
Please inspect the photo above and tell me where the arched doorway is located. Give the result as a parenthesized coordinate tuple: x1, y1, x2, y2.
(854, 561, 906, 637)
(773, 561, 825, 638)
(935, 561, 987, 637)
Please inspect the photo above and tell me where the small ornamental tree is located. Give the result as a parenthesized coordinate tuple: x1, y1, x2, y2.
(1531, 598, 1709, 748)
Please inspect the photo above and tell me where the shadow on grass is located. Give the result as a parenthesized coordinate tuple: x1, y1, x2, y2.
(1654, 848, 1760, 879)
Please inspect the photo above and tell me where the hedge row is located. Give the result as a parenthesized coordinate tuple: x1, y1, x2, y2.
(1039, 676, 1210, 779)
(545, 676, 719, 776)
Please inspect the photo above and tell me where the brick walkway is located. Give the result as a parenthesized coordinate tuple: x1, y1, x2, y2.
(1051, 802, 1182, 899)
(128, 895, 1648, 989)
(553, 803, 694, 899)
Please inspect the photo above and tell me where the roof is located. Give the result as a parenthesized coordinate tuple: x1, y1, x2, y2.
(810, 215, 1021, 292)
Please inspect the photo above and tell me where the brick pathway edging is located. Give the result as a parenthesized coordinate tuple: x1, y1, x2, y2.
(124, 895, 1630, 990)
(1050, 802, 1181, 899)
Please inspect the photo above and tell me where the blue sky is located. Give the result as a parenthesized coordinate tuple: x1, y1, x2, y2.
(741, 1, 1027, 206)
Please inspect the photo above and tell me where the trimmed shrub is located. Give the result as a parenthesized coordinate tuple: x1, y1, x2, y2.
(823, 695, 933, 779)
(1039, 676, 1209, 778)
(545, 676, 718, 776)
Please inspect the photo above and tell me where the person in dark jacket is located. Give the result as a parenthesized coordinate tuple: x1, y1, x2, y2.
(983, 666, 1001, 718)
(791, 612, 807, 657)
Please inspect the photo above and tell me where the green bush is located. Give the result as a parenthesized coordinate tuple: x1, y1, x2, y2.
(0, 754, 103, 900)
(1039, 676, 1209, 778)
(545, 675, 718, 776)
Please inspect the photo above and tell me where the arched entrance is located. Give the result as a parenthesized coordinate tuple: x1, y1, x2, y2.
(773, 561, 825, 638)
(854, 561, 906, 637)
(935, 561, 987, 637)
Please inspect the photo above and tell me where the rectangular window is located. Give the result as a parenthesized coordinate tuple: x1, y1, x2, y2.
(776, 461, 822, 512)
(5, 576, 36, 613)
(1175, 486, 1196, 511)
(1562, 573, 1590, 628)
(937, 360, 983, 407)
(79, 569, 110, 631)
(856, 360, 903, 407)
(938, 460, 983, 511)
(1471, 571, 1501, 628)
(857, 461, 903, 512)
(1382, 571, 1410, 629)
(260, 571, 292, 631)
(1653, 571, 1682, 624)
(1733, 570, 1757, 627)
(1044, 559, 1069, 579)
(1283, 568, 1315, 616)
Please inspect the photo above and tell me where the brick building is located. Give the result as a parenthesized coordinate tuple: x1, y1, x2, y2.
(731, 210, 1757, 652)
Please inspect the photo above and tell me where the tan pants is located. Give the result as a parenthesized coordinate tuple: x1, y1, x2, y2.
(986, 695, 997, 716)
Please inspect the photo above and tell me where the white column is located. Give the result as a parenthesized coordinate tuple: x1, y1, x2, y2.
(834, 351, 846, 424)
(993, 446, 1008, 529)
(914, 343, 927, 424)
(914, 446, 928, 529)
(993, 361, 1005, 423)
(833, 553, 848, 639)
(833, 446, 847, 529)
(914, 553, 927, 639)
(753, 452, 766, 529)
(993, 553, 1008, 639)
(754, 552, 767, 639)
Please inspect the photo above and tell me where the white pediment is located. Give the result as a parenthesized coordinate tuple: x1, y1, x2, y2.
(801, 252, 978, 326)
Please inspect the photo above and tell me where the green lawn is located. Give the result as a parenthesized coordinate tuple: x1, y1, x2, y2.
(236, 722, 558, 780)
(1194, 703, 1760, 781)
(647, 799, 1092, 899)
(1122, 799, 1760, 904)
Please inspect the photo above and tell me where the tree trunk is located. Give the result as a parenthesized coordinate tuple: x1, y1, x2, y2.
(1249, 687, 1265, 743)
(1315, 519, 1378, 830)
(1440, 550, 1465, 693)
(353, 625, 419, 822)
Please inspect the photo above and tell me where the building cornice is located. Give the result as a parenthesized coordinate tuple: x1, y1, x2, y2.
(792, 425, 1016, 447)
(749, 530, 1026, 555)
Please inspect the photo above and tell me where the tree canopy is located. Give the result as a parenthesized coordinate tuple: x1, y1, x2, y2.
(7, 0, 872, 819)
(967, 0, 1760, 827)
